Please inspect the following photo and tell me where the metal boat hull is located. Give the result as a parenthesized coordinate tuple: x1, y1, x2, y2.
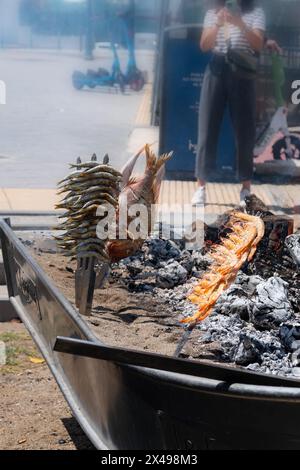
(1, 219, 300, 450)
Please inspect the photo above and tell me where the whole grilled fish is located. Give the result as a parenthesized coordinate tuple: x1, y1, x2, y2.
(107, 145, 172, 262)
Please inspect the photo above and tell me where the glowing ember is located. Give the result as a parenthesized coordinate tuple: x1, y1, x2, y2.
(182, 212, 265, 325)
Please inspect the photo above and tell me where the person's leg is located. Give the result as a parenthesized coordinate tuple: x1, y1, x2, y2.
(228, 74, 256, 195)
(195, 62, 227, 187)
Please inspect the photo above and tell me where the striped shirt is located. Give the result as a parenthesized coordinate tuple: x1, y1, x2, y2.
(203, 7, 266, 54)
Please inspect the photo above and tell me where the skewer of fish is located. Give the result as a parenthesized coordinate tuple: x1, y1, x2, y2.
(54, 153, 122, 264)
(54, 153, 121, 316)
(54, 145, 172, 316)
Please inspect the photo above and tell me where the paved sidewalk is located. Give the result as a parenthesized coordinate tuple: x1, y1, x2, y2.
(0, 59, 158, 212)
(0, 141, 158, 213)
(0, 48, 152, 190)
(0, 188, 59, 212)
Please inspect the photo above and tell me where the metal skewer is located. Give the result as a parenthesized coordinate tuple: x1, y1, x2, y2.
(174, 321, 197, 358)
(74, 155, 97, 316)
(74, 154, 112, 316)
(75, 256, 96, 316)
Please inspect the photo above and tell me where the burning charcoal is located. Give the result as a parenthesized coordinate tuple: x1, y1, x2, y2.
(125, 261, 143, 278)
(184, 212, 232, 248)
(220, 297, 250, 321)
(203, 225, 219, 245)
(121, 254, 144, 266)
(262, 215, 294, 257)
(234, 334, 263, 366)
(248, 277, 293, 330)
(285, 233, 300, 267)
(191, 253, 211, 279)
(142, 285, 155, 293)
(245, 194, 272, 217)
(145, 239, 181, 264)
(214, 287, 251, 320)
(157, 223, 185, 249)
(243, 195, 294, 259)
(178, 250, 194, 274)
(191, 252, 211, 271)
(279, 322, 300, 352)
(197, 313, 245, 356)
(156, 261, 188, 289)
(213, 273, 262, 321)
(208, 211, 232, 235)
(234, 331, 285, 367)
(235, 273, 263, 294)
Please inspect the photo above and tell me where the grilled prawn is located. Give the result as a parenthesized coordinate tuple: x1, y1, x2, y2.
(182, 212, 265, 325)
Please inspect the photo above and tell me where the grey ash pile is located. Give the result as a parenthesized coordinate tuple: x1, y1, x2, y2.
(114, 215, 300, 378)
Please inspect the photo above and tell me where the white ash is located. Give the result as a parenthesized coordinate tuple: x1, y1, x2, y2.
(197, 314, 291, 375)
(156, 261, 188, 289)
(120, 238, 203, 290)
(280, 322, 300, 352)
(155, 271, 296, 376)
(176, 272, 297, 376)
(130, 237, 300, 378)
(191, 251, 211, 276)
(212, 273, 263, 320)
(285, 234, 300, 267)
(144, 238, 182, 264)
(248, 277, 293, 329)
(154, 279, 199, 319)
(117, 235, 300, 377)
(50, 229, 300, 376)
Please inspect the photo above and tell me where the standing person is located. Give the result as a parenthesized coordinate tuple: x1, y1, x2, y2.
(192, 0, 266, 205)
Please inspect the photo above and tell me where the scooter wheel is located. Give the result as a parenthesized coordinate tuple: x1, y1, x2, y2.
(130, 76, 145, 92)
(72, 71, 85, 90)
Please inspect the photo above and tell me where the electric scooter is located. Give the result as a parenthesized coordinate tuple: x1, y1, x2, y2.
(72, 42, 126, 93)
(72, 11, 145, 94)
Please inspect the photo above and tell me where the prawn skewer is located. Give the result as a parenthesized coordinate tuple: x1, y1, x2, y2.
(182, 212, 265, 325)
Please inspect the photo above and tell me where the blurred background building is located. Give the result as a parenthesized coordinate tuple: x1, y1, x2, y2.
(0, 1, 299, 50)
(0, 0, 162, 49)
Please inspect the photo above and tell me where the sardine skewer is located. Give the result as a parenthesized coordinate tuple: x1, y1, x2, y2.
(55, 153, 120, 315)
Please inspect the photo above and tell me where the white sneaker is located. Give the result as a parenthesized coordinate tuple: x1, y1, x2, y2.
(192, 186, 206, 205)
(240, 188, 251, 206)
